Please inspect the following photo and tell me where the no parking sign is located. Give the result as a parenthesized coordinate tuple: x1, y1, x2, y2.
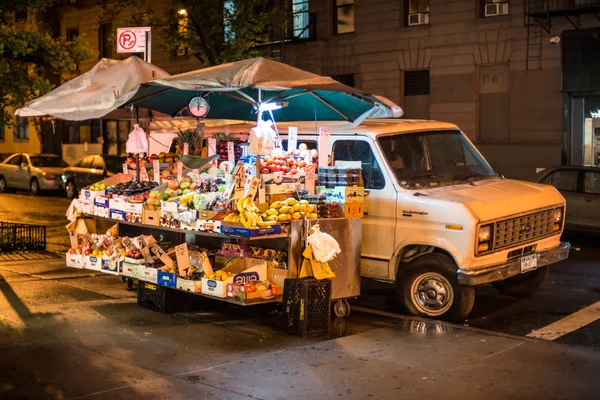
(116, 27, 151, 53)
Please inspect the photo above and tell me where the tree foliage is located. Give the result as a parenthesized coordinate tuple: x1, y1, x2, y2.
(0, 0, 90, 125)
(99, 0, 285, 67)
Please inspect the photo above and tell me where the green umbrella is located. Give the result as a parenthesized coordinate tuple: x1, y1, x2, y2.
(129, 58, 402, 123)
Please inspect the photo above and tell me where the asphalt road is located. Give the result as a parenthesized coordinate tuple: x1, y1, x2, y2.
(1, 191, 599, 350)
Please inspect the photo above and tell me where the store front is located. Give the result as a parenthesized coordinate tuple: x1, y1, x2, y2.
(563, 29, 600, 166)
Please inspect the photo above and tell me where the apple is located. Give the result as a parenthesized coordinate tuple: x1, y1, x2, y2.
(281, 165, 289, 173)
(298, 160, 307, 168)
(180, 181, 190, 190)
(146, 197, 154, 206)
(290, 168, 298, 175)
(311, 149, 319, 158)
(287, 158, 295, 166)
(160, 169, 170, 179)
(261, 167, 270, 174)
(269, 165, 279, 173)
(264, 157, 274, 165)
(168, 180, 180, 190)
(165, 156, 174, 163)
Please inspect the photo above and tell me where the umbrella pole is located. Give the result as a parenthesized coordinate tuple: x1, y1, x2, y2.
(135, 107, 141, 182)
(256, 89, 262, 186)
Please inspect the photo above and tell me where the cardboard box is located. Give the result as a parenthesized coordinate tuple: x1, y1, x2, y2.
(265, 183, 297, 195)
(84, 256, 103, 271)
(94, 197, 110, 208)
(122, 263, 140, 279)
(157, 271, 177, 288)
(80, 202, 94, 215)
(220, 223, 282, 238)
(123, 202, 144, 214)
(176, 278, 202, 293)
(110, 209, 126, 220)
(331, 186, 364, 203)
(102, 259, 122, 275)
(66, 253, 83, 269)
(109, 198, 128, 212)
(142, 205, 161, 226)
(80, 189, 106, 202)
(94, 205, 110, 218)
(138, 265, 158, 283)
(201, 258, 267, 298)
(343, 201, 364, 218)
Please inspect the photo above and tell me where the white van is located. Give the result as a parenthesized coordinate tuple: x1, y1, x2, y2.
(290, 119, 569, 321)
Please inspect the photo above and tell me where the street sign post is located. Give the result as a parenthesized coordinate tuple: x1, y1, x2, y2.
(116, 27, 151, 62)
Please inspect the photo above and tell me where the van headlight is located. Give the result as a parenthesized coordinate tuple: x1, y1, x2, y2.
(553, 207, 563, 232)
(477, 224, 493, 253)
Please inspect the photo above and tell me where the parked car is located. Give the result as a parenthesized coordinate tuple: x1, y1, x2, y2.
(0, 153, 68, 195)
(63, 154, 126, 198)
(533, 165, 600, 233)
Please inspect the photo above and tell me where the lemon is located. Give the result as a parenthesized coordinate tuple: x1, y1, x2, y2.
(306, 204, 315, 213)
(299, 200, 309, 206)
(270, 201, 283, 209)
(292, 204, 301, 212)
(279, 206, 291, 215)
(292, 212, 302, 220)
(267, 215, 279, 222)
(308, 213, 318, 219)
(266, 209, 279, 216)
(285, 198, 297, 206)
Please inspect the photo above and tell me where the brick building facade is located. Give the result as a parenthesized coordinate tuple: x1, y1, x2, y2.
(46, 1, 600, 177)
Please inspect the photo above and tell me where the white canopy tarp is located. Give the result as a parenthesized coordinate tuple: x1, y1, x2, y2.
(15, 57, 170, 121)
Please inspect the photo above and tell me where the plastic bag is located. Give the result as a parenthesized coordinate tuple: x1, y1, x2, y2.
(307, 225, 341, 263)
(249, 120, 276, 155)
(126, 124, 148, 154)
(177, 210, 197, 225)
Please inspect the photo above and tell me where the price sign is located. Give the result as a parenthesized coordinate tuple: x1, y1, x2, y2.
(123, 163, 128, 174)
(198, 251, 213, 275)
(68, 229, 78, 249)
(177, 161, 183, 181)
(139, 167, 149, 182)
(318, 127, 330, 167)
(287, 126, 298, 152)
(244, 176, 261, 199)
(208, 137, 217, 166)
(135, 236, 146, 250)
(305, 164, 316, 194)
(81, 233, 91, 246)
(232, 163, 245, 199)
(227, 141, 235, 164)
(151, 244, 174, 267)
(153, 160, 160, 183)
(183, 143, 189, 155)
(122, 237, 135, 250)
(175, 243, 191, 277)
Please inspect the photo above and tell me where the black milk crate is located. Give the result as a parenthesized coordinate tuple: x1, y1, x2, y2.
(0, 222, 46, 253)
(137, 281, 192, 313)
(282, 278, 331, 337)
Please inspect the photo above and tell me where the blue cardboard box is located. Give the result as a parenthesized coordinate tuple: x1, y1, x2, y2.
(220, 224, 282, 238)
(157, 271, 177, 288)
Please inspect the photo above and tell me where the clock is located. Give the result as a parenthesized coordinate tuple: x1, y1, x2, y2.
(187, 96, 209, 118)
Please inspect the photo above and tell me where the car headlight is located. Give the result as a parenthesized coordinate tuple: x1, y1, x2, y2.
(553, 208, 563, 223)
(477, 224, 493, 253)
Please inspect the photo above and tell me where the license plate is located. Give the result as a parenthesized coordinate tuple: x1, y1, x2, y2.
(520, 254, 538, 273)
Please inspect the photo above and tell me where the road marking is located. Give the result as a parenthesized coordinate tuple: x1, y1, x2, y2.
(526, 301, 600, 341)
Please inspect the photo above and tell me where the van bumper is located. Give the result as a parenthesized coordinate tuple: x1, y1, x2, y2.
(457, 242, 570, 286)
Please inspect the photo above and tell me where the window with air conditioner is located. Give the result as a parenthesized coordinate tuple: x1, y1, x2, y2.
(482, 0, 510, 18)
(405, 0, 430, 27)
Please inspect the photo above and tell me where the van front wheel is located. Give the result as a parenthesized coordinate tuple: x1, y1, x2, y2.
(396, 254, 475, 322)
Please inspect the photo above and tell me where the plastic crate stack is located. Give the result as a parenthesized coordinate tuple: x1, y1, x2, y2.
(282, 278, 332, 337)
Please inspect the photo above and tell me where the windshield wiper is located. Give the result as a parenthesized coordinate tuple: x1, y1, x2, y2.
(458, 173, 495, 183)
(410, 173, 455, 182)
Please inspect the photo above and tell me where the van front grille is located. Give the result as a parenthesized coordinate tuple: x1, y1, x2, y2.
(494, 209, 556, 250)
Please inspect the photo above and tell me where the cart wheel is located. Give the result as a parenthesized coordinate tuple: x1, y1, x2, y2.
(333, 299, 351, 318)
(332, 317, 350, 337)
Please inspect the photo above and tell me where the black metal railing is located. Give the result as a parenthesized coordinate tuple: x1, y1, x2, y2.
(527, 0, 600, 15)
(0, 222, 46, 253)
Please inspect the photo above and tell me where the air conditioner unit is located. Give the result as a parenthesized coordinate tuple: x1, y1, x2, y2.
(485, 3, 509, 17)
(408, 13, 429, 27)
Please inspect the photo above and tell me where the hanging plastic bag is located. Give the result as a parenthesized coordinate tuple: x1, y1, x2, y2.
(126, 123, 148, 154)
(248, 119, 275, 155)
(307, 225, 341, 263)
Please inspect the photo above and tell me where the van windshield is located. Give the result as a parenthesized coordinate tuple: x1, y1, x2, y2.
(378, 130, 497, 189)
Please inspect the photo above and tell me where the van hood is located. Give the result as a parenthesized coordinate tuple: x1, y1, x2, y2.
(427, 179, 565, 222)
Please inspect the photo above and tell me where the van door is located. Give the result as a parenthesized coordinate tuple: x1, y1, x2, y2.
(332, 137, 398, 279)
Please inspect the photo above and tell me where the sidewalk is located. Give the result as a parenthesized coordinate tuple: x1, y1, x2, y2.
(1, 260, 599, 399)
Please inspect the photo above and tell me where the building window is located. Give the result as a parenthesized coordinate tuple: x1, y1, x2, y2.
(14, 117, 29, 141)
(66, 27, 79, 41)
(481, 0, 509, 18)
(99, 22, 112, 59)
(332, 74, 355, 88)
(292, 0, 310, 39)
(334, 0, 354, 35)
(15, 10, 28, 22)
(405, 0, 429, 27)
(403, 69, 430, 119)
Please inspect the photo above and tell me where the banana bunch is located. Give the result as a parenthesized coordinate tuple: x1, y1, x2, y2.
(227, 196, 278, 229)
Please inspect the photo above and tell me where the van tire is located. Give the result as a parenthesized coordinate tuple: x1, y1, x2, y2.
(396, 253, 475, 322)
(492, 266, 549, 298)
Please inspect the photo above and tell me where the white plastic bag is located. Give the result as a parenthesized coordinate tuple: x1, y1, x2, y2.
(126, 123, 148, 153)
(249, 120, 276, 155)
(307, 225, 341, 263)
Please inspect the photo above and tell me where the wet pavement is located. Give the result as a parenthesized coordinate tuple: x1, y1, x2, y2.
(2, 258, 600, 399)
(2, 192, 600, 398)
